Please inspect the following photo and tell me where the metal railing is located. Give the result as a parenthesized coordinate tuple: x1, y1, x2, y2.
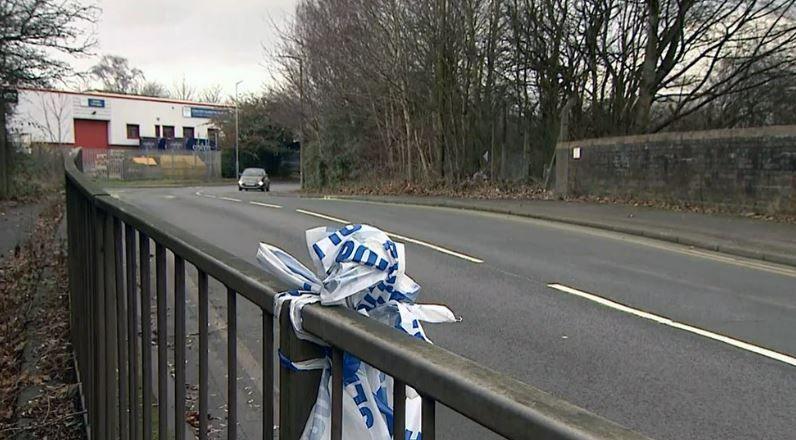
(64, 148, 648, 440)
(79, 148, 222, 181)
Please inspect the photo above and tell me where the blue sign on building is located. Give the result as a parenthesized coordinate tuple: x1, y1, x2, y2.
(189, 107, 227, 118)
(88, 98, 105, 108)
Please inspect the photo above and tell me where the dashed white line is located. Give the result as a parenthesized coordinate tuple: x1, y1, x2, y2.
(384, 232, 484, 263)
(295, 209, 348, 223)
(250, 201, 283, 209)
(547, 283, 796, 368)
(219, 196, 242, 202)
(315, 196, 796, 278)
(195, 191, 217, 199)
(295, 208, 484, 264)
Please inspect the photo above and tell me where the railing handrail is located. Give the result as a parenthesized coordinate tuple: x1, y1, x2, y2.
(65, 149, 649, 440)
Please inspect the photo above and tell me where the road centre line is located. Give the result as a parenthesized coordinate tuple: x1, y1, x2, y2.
(315, 197, 796, 278)
(386, 231, 484, 263)
(547, 283, 796, 368)
(295, 208, 348, 224)
(250, 201, 283, 209)
(219, 196, 242, 202)
(295, 208, 484, 264)
(195, 191, 217, 199)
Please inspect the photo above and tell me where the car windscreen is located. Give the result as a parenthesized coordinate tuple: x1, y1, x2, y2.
(242, 169, 265, 176)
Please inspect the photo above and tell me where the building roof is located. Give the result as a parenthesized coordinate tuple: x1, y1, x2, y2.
(18, 87, 235, 109)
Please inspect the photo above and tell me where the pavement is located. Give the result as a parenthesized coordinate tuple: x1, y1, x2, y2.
(108, 182, 796, 440)
(0, 202, 44, 259)
(313, 194, 796, 267)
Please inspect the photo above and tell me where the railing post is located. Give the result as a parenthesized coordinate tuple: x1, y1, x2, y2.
(279, 300, 325, 440)
(114, 218, 129, 440)
(139, 233, 153, 440)
(262, 309, 275, 440)
(155, 244, 168, 440)
(125, 225, 138, 440)
(227, 288, 238, 439)
(174, 256, 186, 440)
(103, 211, 119, 438)
(92, 203, 105, 439)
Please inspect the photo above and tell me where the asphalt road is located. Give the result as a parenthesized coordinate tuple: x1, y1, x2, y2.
(113, 182, 796, 440)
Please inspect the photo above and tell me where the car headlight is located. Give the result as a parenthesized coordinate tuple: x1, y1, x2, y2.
(257, 180, 263, 186)
(238, 180, 243, 186)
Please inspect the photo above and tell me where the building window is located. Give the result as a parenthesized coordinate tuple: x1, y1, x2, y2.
(162, 125, 175, 138)
(183, 127, 195, 139)
(126, 124, 140, 139)
(155, 125, 161, 138)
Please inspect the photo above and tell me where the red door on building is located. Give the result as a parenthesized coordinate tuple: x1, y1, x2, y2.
(74, 119, 109, 148)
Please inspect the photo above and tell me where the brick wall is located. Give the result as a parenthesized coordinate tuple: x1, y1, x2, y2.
(555, 126, 796, 214)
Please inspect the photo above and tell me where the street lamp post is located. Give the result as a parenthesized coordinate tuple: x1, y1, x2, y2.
(234, 80, 243, 178)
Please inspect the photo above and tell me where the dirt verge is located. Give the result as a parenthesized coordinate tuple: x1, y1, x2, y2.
(313, 180, 796, 224)
(0, 197, 85, 439)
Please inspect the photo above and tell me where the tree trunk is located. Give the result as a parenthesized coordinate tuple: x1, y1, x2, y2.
(635, 0, 659, 133)
(0, 99, 8, 199)
(500, 101, 507, 180)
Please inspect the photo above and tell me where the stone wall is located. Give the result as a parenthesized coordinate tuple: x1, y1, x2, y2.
(555, 125, 796, 214)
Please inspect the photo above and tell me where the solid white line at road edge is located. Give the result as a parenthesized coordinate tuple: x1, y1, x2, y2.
(295, 208, 484, 263)
(250, 201, 283, 209)
(547, 283, 796, 368)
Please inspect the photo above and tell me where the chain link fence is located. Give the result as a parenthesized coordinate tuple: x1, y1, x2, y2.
(80, 148, 222, 181)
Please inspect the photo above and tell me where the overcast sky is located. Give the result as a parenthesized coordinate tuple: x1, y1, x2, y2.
(71, 0, 297, 98)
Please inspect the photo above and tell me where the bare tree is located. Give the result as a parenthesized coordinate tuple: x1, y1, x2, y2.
(171, 76, 196, 101)
(0, 0, 98, 198)
(90, 55, 144, 94)
(35, 92, 72, 145)
(274, 0, 796, 189)
(0, 0, 98, 86)
(200, 84, 225, 103)
(139, 80, 170, 98)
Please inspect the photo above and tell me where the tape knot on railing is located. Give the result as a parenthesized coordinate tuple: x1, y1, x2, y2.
(257, 224, 459, 439)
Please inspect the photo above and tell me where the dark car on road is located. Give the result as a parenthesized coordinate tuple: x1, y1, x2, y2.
(238, 168, 270, 192)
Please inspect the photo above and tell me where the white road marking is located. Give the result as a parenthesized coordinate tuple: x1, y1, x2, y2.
(314, 197, 796, 278)
(295, 208, 348, 223)
(385, 232, 484, 263)
(195, 191, 218, 199)
(295, 208, 484, 263)
(547, 283, 796, 367)
(668, 247, 796, 279)
(250, 201, 283, 209)
(219, 196, 242, 202)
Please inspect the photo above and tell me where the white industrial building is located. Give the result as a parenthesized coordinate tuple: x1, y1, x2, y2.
(8, 88, 232, 149)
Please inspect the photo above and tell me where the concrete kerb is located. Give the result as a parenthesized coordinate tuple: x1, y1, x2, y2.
(306, 194, 796, 268)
